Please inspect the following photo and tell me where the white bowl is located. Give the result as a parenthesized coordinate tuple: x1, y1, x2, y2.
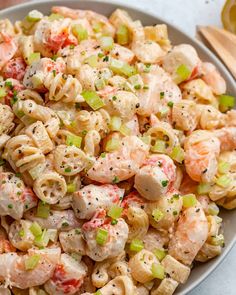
(1, 1, 236, 294)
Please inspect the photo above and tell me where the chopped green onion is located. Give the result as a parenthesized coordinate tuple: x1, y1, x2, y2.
(8, 204, 13, 209)
(153, 248, 167, 261)
(160, 91, 165, 99)
(151, 263, 165, 280)
(105, 138, 120, 152)
(216, 175, 231, 188)
(48, 13, 64, 21)
(66, 134, 82, 148)
(96, 228, 108, 246)
(151, 140, 166, 153)
(112, 176, 119, 184)
(161, 180, 168, 187)
(67, 183, 76, 193)
(219, 94, 235, 108)
(0, 87, 7, 98)
(116, 24, 129, 45)
(152, 209, 164, 222)
(64, 167, 72, 173)
(182, 194, 197, 207)
(100, 152, 106, 158)
(5, 81, 13, 88)
(167, 101, 174, 108)
(111, 219, 118, 225)
(25, 254, 40, 270)
(84, 55, 98, 67)
(208, 202, 220, 216)
(218, 161, 230, 174)
(36, 201, 50, 219)
(197, 183, 211, 195)
(100, 36, 114, 51)
(72, 24, 88, 42)
(81, 90, 105, 110)
(119, 124, 131, 136)
(109, 58, 137, 77)
(34, 229, 50, 247)
(210, 234, 225, 247)
(30, 222, 42, 237)
(130, 239, 144, 252)
(19, 229, 25, 237)
(170, 146, 185, 163)
(110, 116, 122, 131)
(108, 205, 123, 219)
(26, 10, 43, 22)
(28, 52, 40, 65)
(176, 64, 191, 83)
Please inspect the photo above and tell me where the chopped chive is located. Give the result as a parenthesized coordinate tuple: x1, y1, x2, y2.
(161, 180, 168, 187)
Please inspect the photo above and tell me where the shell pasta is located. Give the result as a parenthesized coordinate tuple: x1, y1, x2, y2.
(0, 5, 235, 295)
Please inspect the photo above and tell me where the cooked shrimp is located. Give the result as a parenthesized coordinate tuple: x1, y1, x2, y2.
(24, 209, 81, 231)
(168, 202, 208, 265)
(44, 253, 87, 295)
(184, 131, 220, 182)
(82, 209, 129, 261)
(134, 154, 176, 201)
(72, 184, 124, 219)
(0, 248, 61, 289)
(87, 136, 149, 183)
(0, 172, 37, 220)
(0, 32, 17, 70)
(213, 127, 236, 151)
(201, 62, 226, 95)
(59, 229, 86, 255)
(136, 65, 182, 116)
(162, 44, 201, 81)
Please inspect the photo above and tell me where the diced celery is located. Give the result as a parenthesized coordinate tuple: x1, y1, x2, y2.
(119, 124, 131, 136)
(105, 138, 120, 152)
(108, 205, 123, 219)
(153, 248, 167, 261)
(72, 24, 88, 42)
(67, 183, 76, 193)
(110, 116, 122, 131)
(130, 239, 144, 252)
(26, 10, 43, 22)
(29, 162, 46, 180)
(93, 22, 102, 33)
(151, 140, 166, 153)
(151, 263, 165, 280)
(219, 94, 235, 108)
(218, 161, 230, 174)
(36, 201, 50, 219)
(109, 58, 136, 77)
(208, 202, 220, 216)
(95, 78, 106, 90)
(34, 229, 50, 247)
(48, 13, 64, 21)
(66, 134, 82, 148)
(27, 52, 40, 65)
(197, 183, 211, 195)
(96, 228, 108, 245)
(117, 24, 129, 45)
(170, 146, 185, 163)
(81, 90, 105, 110)
(216, 175, 231, 188)
(84, 55, 98, 67)
(25, 254, 40, 270)
(182, 194, 197, 207)
(30, 222, 42, 237)
(176, 64, 191, 83)
(152, 209, 164, 222)
(100, 36, 114, 51)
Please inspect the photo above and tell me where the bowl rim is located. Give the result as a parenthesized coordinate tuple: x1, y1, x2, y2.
(1, 1, 236, 294)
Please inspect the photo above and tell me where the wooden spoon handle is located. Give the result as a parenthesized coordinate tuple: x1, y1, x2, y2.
(199, 26, 236, 80)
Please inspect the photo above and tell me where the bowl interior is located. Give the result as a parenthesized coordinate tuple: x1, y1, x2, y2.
(1, 1, 236, 294)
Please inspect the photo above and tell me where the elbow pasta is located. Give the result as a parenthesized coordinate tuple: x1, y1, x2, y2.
(0, 6, 234, 295)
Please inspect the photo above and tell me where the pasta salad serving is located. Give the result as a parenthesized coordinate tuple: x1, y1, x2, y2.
(0, 5, 235, 295)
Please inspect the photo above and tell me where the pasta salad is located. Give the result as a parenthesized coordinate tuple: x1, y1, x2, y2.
(0, 5, 235, 295)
